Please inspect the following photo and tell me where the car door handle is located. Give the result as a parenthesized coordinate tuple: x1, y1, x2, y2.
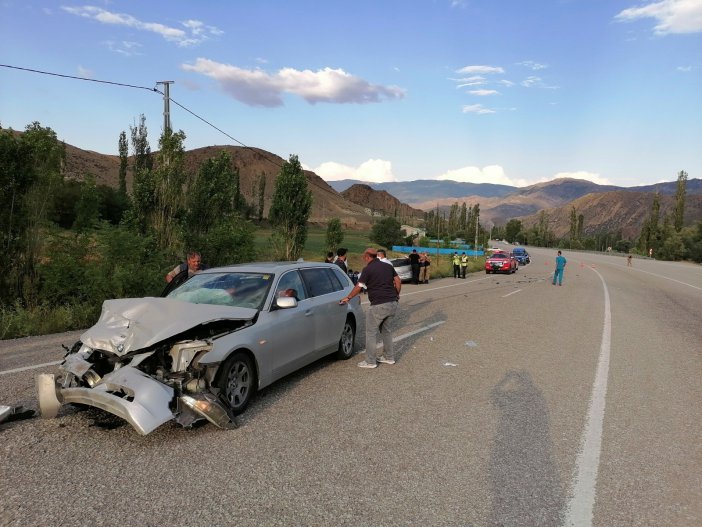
(304, 310, 313, 317)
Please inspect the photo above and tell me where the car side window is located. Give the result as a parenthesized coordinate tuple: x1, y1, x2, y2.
(300, 268, 338, 297)
(274, 271, 307, 301)
(328, 268, 349, 290)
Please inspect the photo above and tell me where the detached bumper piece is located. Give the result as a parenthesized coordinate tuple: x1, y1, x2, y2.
(0, 405, 36, 424)
(37, 367, 237, 435)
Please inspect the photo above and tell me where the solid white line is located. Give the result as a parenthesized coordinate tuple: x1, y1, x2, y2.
(361, 320, 446, 352)
(564, 266, 612, 527)
(360, 276, 490, 305)
(627, 267, 701, 291)
(501, 289, 522, 298)
(0, 360, 62, 376)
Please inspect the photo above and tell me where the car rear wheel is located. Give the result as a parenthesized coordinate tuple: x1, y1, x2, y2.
(220, 352, 256, 415)
(336, 318, 356, 360)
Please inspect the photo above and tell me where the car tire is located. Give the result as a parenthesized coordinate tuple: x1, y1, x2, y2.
(219, 351, 256, 415)
(336, 318, 356, 360)
(485, 270, 490, 274)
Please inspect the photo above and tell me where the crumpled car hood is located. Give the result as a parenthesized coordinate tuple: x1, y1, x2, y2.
(80, 297, 257, 356)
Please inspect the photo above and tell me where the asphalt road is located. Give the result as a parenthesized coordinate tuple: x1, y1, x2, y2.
(1, 248, 700, 527)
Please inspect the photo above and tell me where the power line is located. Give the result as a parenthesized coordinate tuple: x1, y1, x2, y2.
(0, 63, 284, 170)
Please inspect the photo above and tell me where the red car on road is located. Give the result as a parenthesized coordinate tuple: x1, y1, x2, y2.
(485, 251, 518, 274)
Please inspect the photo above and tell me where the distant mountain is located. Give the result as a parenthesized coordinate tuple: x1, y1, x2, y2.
(327, 179, 516, 202)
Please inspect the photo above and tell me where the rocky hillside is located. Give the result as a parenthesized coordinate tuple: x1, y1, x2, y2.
(517, 191, 702, 239)
(341, 184, 424, 223)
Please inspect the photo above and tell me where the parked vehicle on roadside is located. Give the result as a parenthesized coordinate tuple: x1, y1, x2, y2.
(37, 262, 362, 435)
(511, 247, 530, 265)
(390, 257, 412, 282)
(485, 252, 518, 274)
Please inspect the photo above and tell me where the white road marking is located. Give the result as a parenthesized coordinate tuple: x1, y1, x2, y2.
(360, 276, 490, 304)
(627, 267, 701, 291)
(0, 360, 62, 376)
(360, 320, 446, 352)
(501, 289, 522, 297)
(564, 266, 612, 527)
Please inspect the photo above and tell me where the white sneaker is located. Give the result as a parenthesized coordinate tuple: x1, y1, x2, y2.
(377, 356, 396, 365)
(358, 360, 377, 369)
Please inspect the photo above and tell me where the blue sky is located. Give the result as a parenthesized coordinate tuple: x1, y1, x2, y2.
(1, 0, 701, 187)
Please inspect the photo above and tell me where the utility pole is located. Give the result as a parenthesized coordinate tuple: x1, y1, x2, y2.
(156, 81, 174, 133)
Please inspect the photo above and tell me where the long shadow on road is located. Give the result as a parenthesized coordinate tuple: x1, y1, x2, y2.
(489, 370, 565, 527)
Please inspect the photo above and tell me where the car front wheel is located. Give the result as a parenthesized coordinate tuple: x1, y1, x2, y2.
(336, 318, 356, 360)
(219, 352, 256, 415)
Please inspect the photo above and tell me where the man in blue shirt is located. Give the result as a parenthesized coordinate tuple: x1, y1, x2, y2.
(553, 250, 567, 286)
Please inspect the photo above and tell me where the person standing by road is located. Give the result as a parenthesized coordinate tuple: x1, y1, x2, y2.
(340, 248, 401, 369)
(460, 252, 469, 279)
(627, 254, 633, 267)
(452, 252, 461, 278)
(408, 249, 420, 284)
(335, 248, 349, 274)
(377, 249, 393, 266)
(418, 252, 431, 284)
(553, 250, 567, 286)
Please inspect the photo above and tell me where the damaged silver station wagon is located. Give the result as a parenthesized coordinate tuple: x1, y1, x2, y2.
(37, 262, 362, 435)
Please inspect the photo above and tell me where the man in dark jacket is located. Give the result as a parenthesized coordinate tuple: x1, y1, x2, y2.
(335, 247, 349, 274)
(340, 248, 401, 368)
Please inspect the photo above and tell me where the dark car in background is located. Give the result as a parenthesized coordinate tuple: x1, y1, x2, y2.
(485, 251, 518, 274)
(511, 247, 530, 265)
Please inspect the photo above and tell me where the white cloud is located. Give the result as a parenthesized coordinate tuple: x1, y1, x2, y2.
(314, 159, 397, 183)
(436, 165, 534, 187)
(104, 40, 142, 56)
(498, 79, 515, 87)
(677, 65, 693, 71)
(462, 104, 495, 114)
(615, 0, 702, 35)
(521, 76, 559, 89)
(453, 75, 487, 87)
(518, 61, 548, 70)
(552, 171, 612, 185)
(61, 6, 222, 46)
(468, 89, 499, 96)
(456, 65, 505, 75)
(181, 58, 406, 107)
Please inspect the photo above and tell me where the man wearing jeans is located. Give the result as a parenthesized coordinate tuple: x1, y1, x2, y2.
(340, 248, 402, 368)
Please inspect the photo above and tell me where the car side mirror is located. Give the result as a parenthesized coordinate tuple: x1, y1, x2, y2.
(275, 296, 298, 309)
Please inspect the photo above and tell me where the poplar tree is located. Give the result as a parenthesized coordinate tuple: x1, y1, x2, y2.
(118, 131, 128, 196)
(673, 170, 687, 232)
(268, 155, 312, 260)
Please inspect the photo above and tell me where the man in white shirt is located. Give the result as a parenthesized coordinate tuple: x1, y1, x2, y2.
(377, 249, 393, 266)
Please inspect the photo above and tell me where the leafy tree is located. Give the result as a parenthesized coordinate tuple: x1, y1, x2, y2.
(0, 128, 36, 303)
(130, 114, 152, 176)
(505, 219, 522, 243)
(73, 175, 100, 232)
(268, 155, 312, 260)
(569, 206, 578, 241)
(459, 202, 467, 231)
(673, 170, 687, 232)
(16, 123, 66, 305)
(185, 151, 238, 237)
(152, 129, 189, 251)
(118, 130, 128, 196)
(638, 193, 661, 255)
(325, 217, 344, 252)
(370, 216, 403, 249)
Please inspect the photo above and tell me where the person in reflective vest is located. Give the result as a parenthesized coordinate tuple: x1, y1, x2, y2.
(460, 252, 469, 279)
(452, 252, 461, 278)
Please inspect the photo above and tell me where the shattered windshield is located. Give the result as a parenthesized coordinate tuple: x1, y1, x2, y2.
(167, 272, 273, 310)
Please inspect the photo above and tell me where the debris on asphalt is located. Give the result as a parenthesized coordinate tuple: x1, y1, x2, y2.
(465, 340, 478, 348)
(443, 362, 458, 367)
(0, 405, 37, 424)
